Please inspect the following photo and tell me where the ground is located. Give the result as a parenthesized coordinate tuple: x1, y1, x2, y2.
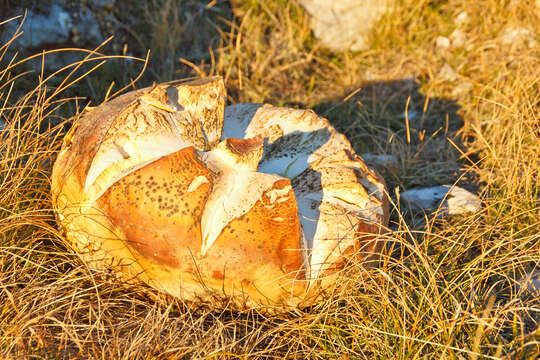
(0, 0, 539, 359)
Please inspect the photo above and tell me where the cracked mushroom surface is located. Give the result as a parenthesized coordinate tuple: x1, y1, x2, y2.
(51, 77, 389, 310)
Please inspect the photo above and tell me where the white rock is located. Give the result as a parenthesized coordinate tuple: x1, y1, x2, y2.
(361, 153, 398, 173)
(446, 187, 482, 215)
(3, 3, 104, 73)
(401, 186, 448, 210)
(438, 63, 458, 81)
(73, 8, 104, 45)
(5, 5, 72, 48)
(436, 36, 450, 51)
(399, 110, 419, 121)
(451, 81, 473, 97)
(3, 3, 104, 50)
(499, 26, 534, 46)
(455, 11, 469, 26)
(450, 28, 466, 47)
(401, 185, 481, 215)
(299, 0, 394, 51)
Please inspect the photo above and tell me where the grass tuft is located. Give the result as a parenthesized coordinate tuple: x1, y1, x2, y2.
(1, 0, 539, 358)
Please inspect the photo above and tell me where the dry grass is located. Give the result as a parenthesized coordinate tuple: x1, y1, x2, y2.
(1, 0, 539, 358)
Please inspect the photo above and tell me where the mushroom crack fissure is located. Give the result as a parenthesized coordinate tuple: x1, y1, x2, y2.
(199, 144, 282, 256)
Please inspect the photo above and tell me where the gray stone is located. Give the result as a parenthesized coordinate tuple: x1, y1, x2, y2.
(401, 185, 482, 215)
(2, 2, 105, 72)
(499, 26, 536, 48)
(72, 7, 104, 45)
(450, 28, 466, 48)
(361, 153, 398, 173)
(3, 2, 104, 48)
(454, 11, 469, 26)
(299, 0, 393, 51)
(5, 5, 72, 49)
(438, 63, 459, 81)
(435, 36, 450, 51)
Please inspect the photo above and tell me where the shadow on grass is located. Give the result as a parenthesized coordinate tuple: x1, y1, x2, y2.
(304, 78, 475, 262)
(312, 78, 469, 205)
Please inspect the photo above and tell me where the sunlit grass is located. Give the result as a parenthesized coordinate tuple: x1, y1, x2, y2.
(1, 0, 539, 358)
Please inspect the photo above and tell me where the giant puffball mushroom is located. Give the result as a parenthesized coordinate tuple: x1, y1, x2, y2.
(51, 77, 389, 310)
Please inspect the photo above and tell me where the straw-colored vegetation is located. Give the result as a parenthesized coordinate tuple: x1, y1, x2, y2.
(1, 0, 538, 358)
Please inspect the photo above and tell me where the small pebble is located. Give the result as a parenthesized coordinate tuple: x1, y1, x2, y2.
(450, 28, 466, 48)
(455, 11, 469, 26)
(361, 153, 399, 173)
(436, 36, 450, 51)
(401, 185, 481, 215)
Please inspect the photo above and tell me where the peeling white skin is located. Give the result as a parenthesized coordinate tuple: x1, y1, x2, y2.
(223, 103, 261, 139)
(85, 135, 188, 196)
(86, 80, 227, 201)
(187, 175, 210, 192)
(295, 193, 320, 249)
(295, 188, 382, 280)
(258, 152, 309, 180)
(265, 186, 291, 203)
(199, 146, 285, 256)
(296, 191, 341, 280)
(298, 226, 310, 281)
(244, 106, 324, 137)
(225, 104, 353, 180)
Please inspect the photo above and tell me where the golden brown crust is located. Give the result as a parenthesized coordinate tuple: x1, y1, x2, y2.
(96, 147, 212, 269)
(91, 146, 307, 306)
(197, 178, 307, 303)
(204, 178, 304, 275)
(226, 136, 263, 155)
